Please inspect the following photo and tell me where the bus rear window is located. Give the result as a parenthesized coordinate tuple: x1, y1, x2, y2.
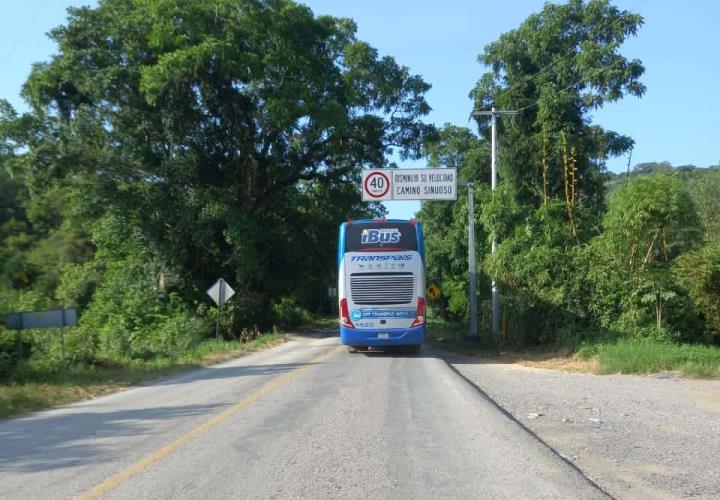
(345, 223, 418, 252)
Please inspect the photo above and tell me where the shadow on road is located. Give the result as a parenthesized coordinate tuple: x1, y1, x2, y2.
(355, 346, 433, 359)
(153, 362, 309, 386)
(0, 403, 227, 473)
(0, 362, 314, 472)
(288, 328, 339, 340)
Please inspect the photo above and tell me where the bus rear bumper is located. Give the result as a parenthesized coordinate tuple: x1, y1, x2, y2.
(340, 324, 425, 346)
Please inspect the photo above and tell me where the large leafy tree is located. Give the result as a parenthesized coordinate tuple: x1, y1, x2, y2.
(417, 125, 490, 319)
(675, 242, 720, 342)
(462, 0, 646, 342)
(686, 168, 720, 243)
(473, 0, 645, 232)
(15, 0, 435, 325)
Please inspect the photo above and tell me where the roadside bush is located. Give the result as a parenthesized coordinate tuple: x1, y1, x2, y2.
(56, 260, 100, 312)
(603, 174, 702, 264)
(0, 333, 15, 379)
(151, 313, 210, 359)
(578, 174, 705, 341)
(75, 249, 211, 360)
(63, 325, 98, 365)
(272, 297, 312, 329)
(629, 325, 680, 343)
(442, 278, 470, 319)
(483, 211, 595, 345)
(675, 242, 720, 342)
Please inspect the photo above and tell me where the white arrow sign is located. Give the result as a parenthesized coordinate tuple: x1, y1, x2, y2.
(207, 278, 235, 307)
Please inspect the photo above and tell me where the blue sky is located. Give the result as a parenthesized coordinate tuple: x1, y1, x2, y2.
(2, 0, 718, 220)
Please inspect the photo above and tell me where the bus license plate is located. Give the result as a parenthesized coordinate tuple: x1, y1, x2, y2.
(378, 333, 389, 339)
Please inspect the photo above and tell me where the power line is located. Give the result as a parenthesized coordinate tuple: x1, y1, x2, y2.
(476, 0, 646, 118)
(515, 55, 628, 113)
(508, 0, 647, 89)
(0, 0, 52, 71)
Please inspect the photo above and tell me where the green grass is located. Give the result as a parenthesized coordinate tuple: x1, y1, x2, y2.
(0, 333, 285, 419)
(297, 315, 338, 331)
(425, 319, 497, 355)
(427, 318, 468, 338)
(595, 339, 720, 378)
(427, 317, 720, 379)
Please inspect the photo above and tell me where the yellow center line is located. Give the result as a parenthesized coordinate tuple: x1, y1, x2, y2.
(77, 345, 340, 499)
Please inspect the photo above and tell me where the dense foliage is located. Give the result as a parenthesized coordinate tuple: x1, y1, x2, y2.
(420, 126, 490, 319)
(419, 0, 719, 347)
(0, 0, 433, 373)
(2, 0, 719, 380)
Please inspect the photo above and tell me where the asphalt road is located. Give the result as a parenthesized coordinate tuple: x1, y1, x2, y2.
(0, 333, 607, 499)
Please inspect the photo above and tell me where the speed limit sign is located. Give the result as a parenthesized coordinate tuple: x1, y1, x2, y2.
(361, 170, 392, 201)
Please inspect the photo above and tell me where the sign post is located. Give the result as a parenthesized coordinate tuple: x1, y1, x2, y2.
(61, 310, 66, 369)
(207, 278, 236, 340)
(16, 316, 22, 365)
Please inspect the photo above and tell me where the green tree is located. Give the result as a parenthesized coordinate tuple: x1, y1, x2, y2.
(675, 243, 720, 342)
(603, 174, 701, 270)
(686, 168, 720, 242)
(418, 125, 490, 319)
(593, 174, 702, 338)
(462, 0, 645, 343)
(472, 0, 644, 231)
(632, 161, 673, 175)
(15, 0, 434, 329)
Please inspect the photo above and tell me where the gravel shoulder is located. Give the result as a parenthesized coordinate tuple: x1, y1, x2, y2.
(438, 348, 720, 500)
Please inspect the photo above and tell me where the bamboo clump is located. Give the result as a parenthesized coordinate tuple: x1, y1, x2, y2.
(541, 127, 549, 207)
(561, 131, 578, 239)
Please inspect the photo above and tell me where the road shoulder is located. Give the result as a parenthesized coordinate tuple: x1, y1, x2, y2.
(435, 346, 720, 499)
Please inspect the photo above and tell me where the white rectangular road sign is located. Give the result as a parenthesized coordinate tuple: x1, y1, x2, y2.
(361, 168, 456, 201)
(391, 168, 457, 200)
(4, 309, 78, 330)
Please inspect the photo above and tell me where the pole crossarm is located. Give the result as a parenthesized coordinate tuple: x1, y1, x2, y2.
(472, 109, 519, 117)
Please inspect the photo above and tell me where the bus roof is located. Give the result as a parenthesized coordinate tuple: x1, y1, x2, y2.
(342, 219, 417, 225)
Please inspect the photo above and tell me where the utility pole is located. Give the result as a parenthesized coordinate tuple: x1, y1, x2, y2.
(459, 181, 477, 338)
(473, 106, 518, 339)
(467, 182, 477, 337)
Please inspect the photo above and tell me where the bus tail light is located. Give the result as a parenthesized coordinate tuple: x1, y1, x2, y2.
(411, 297, 425, 327)
(340, 298, 355, 328)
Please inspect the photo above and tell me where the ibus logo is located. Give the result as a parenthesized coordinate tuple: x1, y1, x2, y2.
(361, 228, 401, 244)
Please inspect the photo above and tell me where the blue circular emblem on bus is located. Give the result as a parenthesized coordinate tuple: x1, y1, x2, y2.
(351, 310, 362, 321)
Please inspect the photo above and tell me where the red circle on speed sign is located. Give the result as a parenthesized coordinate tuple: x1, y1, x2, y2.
(364, 171, 391, 199)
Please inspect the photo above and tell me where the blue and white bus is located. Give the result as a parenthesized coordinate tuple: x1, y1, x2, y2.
(337, 219, 426, 353)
